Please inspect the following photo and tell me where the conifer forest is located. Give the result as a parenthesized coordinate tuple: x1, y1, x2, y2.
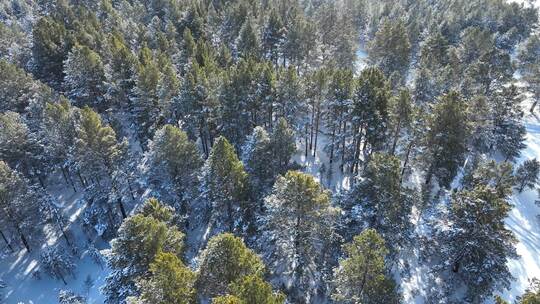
(2, 0, 540, 303)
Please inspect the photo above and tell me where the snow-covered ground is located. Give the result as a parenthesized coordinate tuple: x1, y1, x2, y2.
(503, 109, 540, 302)
(0, 178, 109, 304)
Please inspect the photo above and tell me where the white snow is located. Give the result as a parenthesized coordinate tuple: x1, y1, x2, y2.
(0, 174, 110, 304)
(501, 110, 540, 302)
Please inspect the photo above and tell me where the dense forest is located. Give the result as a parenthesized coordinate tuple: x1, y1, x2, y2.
(1, 0, 540, 303)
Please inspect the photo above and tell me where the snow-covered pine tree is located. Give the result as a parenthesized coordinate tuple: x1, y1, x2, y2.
(517, 33, 540, 113)
(434, 185, 517, 302)
(261, 8, 284, 67)
(63, 44, 106, 109)
(342, 153, 414, 255)
(424, 91, 470, 188)
(492, 85, 527, 162)
(40, 245, 75, 285)
(212, 274, 285, 304)
(130, 46, 160, 147)
(200, 136, 249, 233)
(237, 17, 260, 59)
(269, 117, 296, 175)
(515, 159, 540, 193)
(146, 124, 202, 209)
(263, 171, 340, 303)
(351, 67, 391, 161)
(103, 199, 184, 304)
(0, 160, 44, 252)
(332, 228, 400, 304)
(196, 233, 265, 298)
(132, 252, 196, 304)
(242, 126, 273, 200)
(0, 111, 44, 183)
(369, 18, 411, 83)
(32, 16, 69, 88)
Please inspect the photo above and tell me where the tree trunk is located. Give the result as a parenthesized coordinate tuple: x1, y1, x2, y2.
(309, 103, 316, 151)
(400, 140, 414, 185)
(0, 229, 14, 252)
(313, 106, 321, 157)
(305, 124, 309, 158)
(530, 100, 538, 113)
(329, 124, 336, 164)
(391, 118, 402, 155)
(117, 197, 127, 219)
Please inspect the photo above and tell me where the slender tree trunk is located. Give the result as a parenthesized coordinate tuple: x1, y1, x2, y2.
(18, 228, 30, 252)
(313, 106, 321, 157)
(305, 124, 309, 158)
(341, 121, 346, 172)
(531, 100, 538, 113)
(227, 200, 233, 232)
(400, 140, 414, 185)
(329, 123, 336, 164)
(127, 177, 135, 201)
(309, 103, 316, 151)
(391, 118, 402, 155)
(0, 229, 14, 252)
(77, 170, 85, 187)
(117, 197, 127, 219)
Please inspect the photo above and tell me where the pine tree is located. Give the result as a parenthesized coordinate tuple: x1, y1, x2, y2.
(389, 88, 413, 155)
(175, 61, 218, 157)
(275, 67, 304, 130)
(32, 17, 69, 87)
(263, 171, 339, 302)
(64, 44, 106, 109)
(241, 126, 274, 198)
(219, 59, 259, 147)
(41, 100, 77, 188)
(435, 185, 517, 302)
(462, 159, 515, 199)
(515, 159, 540, 192)
(103, 199, 185, 304)
(493, 85, 526, 162)
(131, 46, 160, 146)
(201, 136, 249, 233)
(518, 33, 540, 113)
(369, 18, 411, 81)
(262, 9, 284, 66)
(325, 68, 353, 167)
(212, 295, 242, 304)
(74, 106, 126, 185)
(104, 32, 137, 108)
(0, 161, 43, 252)
(0, 60, 54, 114)
(40, 245, 75, 285)
(134, 252, 196, 304)
(332, 229, 400, 304)
(0, 111, 43, 181)
(424, 91, 470, 188)
(343, 153, 414, 253)
(196, 233, 265, 298)
(269, 118, 296, 175)
(351, 67, 391, 158)
(237, 18, 260, 59)
(419, 29, 449, 71)
(213, 275, 285, 304)
(146, 124, 202, 206)
(258, 63, 277, 128)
